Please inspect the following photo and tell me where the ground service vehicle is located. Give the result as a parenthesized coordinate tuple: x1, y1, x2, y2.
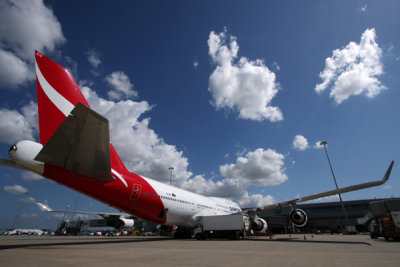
(376, 211, 400, 240)
(194, 214, 249, 240)
(368, 200, 400, 241)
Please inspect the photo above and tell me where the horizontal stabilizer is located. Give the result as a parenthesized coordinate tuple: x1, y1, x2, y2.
(36, 202, 132, 218)
(0, 159, 21, 169)
(35, 103, 114, 181)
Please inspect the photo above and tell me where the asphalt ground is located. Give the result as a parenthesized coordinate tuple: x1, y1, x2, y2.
(0, 234, 399, 266)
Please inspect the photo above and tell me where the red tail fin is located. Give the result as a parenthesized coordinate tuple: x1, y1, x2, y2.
(35, 50, 89, 145)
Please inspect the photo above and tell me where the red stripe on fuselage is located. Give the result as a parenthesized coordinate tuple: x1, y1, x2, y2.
(43, 144, 166, 224)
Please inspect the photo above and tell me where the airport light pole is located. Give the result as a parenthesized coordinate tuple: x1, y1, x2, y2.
(11, 192, 29, 229)
(169, 167, 174, 185)
(61, 204, 70, 225)
(320, 141, 349, 234)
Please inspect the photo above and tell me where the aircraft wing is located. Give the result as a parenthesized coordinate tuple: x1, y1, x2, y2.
(36, 202, 133, 219)
(250, 160, 394, 213)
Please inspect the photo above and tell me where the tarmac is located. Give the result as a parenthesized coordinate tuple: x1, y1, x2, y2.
(0, 234, 399, 266)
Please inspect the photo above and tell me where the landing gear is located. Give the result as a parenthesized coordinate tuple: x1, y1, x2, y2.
(173, 226, 193, 239)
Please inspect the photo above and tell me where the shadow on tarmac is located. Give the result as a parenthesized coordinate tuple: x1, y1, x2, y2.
(0, 236, 373, 250)
(247, 237, 371, 246)
(0, 237, 172, 250)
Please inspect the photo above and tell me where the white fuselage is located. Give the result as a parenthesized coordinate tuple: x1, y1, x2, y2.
(143, 176, 242, 227)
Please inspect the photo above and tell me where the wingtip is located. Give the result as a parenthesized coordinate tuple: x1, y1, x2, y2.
(383, 161, 394, 182)
(36, 202, 53, 212)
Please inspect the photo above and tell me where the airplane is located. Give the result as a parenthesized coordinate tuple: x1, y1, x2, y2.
(3, 229, 45, 236)
(36, 202, 135, 230)
(0, 51, 394, 237)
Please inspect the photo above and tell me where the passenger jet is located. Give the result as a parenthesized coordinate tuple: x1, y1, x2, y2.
(0, 51, 394, 236)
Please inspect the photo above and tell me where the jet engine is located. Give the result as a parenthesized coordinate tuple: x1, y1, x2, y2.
(116, 218, 134, 229)
(252, 216, 268, 232)
(289, 208, 308, 227)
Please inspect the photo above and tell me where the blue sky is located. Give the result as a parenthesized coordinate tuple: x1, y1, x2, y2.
(0, 0, 399, 229)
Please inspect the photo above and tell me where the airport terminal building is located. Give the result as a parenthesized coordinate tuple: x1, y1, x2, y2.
(261, 198, 400, 234)
(53, 197, 400, 235)
(135, 198, 400, 235)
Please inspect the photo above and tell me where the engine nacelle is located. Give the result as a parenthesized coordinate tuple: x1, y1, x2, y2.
(9, 140, 44, 175)
(117, 218, 134, 229)
(253, 217, 268, 232)
(289, 208, 308, 227)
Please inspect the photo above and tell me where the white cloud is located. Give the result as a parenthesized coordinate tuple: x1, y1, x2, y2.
(293, 135, 309, 151)
(3, 184, 28, 195)
(235, 144, 248, 158)
(184, 147, 286, 205)
(21, 101, 39, 135)
(105, 71, 138, 100)
(20, 196, 36, 203)
(208, 29, 283, 122)
(237, 191, 275, 208)
(193, 60, 199, 69)
(220, 148, 287, 187)
(21, 171, 44, 181)
(0, 107, 35, 144)
(86, 49, 102, 69)
(303, 194, 340, 203)
(81, 85, 192, 185)
(272, 62, 280, 71)
(0, 49, 34, 87)
(359, 5, 367, 12)
(383, 185, 392, 190)
(183, 171, 277, 207)
(63, 56, 79, 80)
(182, 175, 235, 198)
(0, 0, 65, 87)
(315, 28, 386, 104)
(83, 83, 285, 205)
